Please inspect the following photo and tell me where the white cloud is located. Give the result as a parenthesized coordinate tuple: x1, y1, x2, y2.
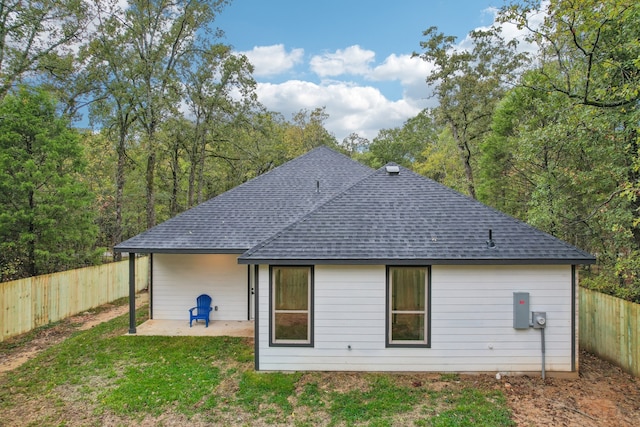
(369, 54, 435, 104)
(310, 47, 431, 89)
(255, 80, 426, 141)
(237, 44, 438, 141)
(240, 44, 304, 77)
(236, 2, 550, 142)
(310, 45, 375, 77)
(370, 54, 429, 84)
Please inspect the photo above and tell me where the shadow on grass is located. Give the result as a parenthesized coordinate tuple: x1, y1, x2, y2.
(0, 307, 514, 426)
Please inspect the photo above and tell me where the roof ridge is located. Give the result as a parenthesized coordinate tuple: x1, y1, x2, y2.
(240, 162, 594, 264)
(115, 146, 374, 253)
(240, 166, 379, 258)
(200, 146, 346, 198)
(154, 146, 371, 219)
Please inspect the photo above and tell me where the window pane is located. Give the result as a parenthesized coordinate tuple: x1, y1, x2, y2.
(274, 267, 309, 310)
(391, 268, 425, 311)
(392, 314, 425, 341)
(275, 312, 308, 340)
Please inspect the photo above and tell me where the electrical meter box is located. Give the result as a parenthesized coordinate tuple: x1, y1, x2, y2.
(513, 292, 530, 329)
(532, 312, 547, 329)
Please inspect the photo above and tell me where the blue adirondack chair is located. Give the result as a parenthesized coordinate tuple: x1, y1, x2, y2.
(189, 294, 213, 327)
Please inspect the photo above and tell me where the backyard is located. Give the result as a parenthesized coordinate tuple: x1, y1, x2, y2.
(0, 298, 639, 427)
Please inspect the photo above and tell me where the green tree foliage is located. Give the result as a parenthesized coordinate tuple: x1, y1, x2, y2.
(415, 26, 527, 198)
(356, 0, 639, 301)
(78, 0, 261, 254)
(414, 128, 467, 194)
(283, 107, 339, 158)
(11, 0, 640, 306)
(0, 0, 91, 99)
(363, 109, 438, 170)
(489, 0, 640, 300)
(479, 79, 627, 249)
(82, 0, 228, 231)
(80, 0, 141, 260)
(215, 110, 290, 187)
(182, 43, 258, 206)
(113, 0, 231, 229)
(500, 0, 640, 109)
(0, 87, 100, 280)
(341, 133, 370, 158)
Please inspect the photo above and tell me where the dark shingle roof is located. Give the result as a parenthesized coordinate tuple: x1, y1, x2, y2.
(115, 147, 374, 253)
(117, 147, 594, 264)
(238, 165, 595, 265)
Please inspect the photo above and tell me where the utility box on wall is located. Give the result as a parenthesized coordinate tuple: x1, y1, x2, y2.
(513, 292, 530, 329)
(532, 311, 547, 329)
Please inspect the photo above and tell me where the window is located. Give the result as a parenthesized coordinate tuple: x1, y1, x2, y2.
(270, 266, 313, 346)
(387, 266, 430, 347)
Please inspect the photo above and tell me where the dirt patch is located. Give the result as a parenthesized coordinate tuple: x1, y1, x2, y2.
(315, 371, 373, 394)
(474, 351, 640, 426)
(1, 299, 639, 426)
(0, 292, 148, 373)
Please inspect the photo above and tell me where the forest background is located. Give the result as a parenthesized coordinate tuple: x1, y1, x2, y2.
(1, 0, 639, 303)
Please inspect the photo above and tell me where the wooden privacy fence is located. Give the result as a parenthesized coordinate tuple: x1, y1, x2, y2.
(1, 257, 149, 342)
(580, 287, 640, 377)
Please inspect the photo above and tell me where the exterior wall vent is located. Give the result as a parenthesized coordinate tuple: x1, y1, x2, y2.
(385, 165, 400, 175)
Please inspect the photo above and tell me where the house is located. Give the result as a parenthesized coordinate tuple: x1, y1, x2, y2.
(116, 146, 595, 375)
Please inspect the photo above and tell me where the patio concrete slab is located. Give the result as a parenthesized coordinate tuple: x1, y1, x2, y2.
(131, 319, 254, 337)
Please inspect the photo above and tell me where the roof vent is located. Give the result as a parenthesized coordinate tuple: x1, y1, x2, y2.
(486, 229, 496, 249)
(385, 165, 400, 175)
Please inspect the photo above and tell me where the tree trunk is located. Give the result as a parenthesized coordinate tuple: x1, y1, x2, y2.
(169, 137, 180, 216)
(188, 117, 203, 208)
(113, 127, 127, 262)
(196, 131, 207, 204)
(27, 189, 37, 277)
(451, 123, 476, 199)
(146, 147, 156, 229)
(188, 143, 197, 208)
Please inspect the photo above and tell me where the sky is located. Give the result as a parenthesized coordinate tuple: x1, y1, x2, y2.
(214, 0, 518, 142)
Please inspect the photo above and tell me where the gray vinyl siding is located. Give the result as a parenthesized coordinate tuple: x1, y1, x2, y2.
(257, 264, 574, 373)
